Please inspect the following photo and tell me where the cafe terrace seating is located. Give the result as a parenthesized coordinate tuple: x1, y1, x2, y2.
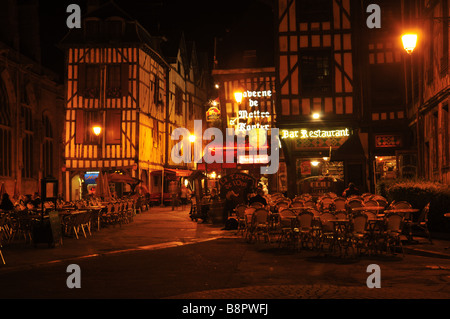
(0, 196, 140, 246)
(236, 192, 431, 258)
(249, 208, 271, 244)
(409, 203, 432, 243)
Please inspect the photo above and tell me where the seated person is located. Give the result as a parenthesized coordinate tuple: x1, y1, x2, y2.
(249, 188, 267, 206)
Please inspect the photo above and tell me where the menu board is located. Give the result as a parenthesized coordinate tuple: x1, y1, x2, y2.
(48, 211, 63, 247)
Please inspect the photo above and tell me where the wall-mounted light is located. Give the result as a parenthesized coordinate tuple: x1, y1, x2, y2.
(234, 91, 243, 103)
(312, 113, 320, 120)
(189, 134, 196, 143)
(92, 125, 102, 136)
(311, 160, 320, 167)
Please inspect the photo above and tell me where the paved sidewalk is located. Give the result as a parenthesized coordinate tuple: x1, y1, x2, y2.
(1, 204, 450, 273)
(1, 205, 450, 300)
(0, 205, 234, 272)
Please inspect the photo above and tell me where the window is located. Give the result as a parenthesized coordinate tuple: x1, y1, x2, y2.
(443, 104, 449, 167)
(300, 51, 332, 96)
(78, 64, 101, 98)
(0, 81, 10, 127)
(107, 19, 123, 40)
(21, 106, 33, 178)
(153, 118, 159, 148)
(188, 94, 193, 120)
(106, 64, 122, 98)
(0, 80, 11, 176)
(441, 0, 449, 76)
(433, 112, 439, 169)
(43, 115, 53, 178)
(105, 110, 121, 144)
(76, 110, 101, 145)
(85, 19, 101, 41)
(296, 0, 331, 22)
(175, 86, 183, 115)
(154, 79, 160, 106)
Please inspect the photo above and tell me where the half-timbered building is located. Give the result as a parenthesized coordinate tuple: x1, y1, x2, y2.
(402, 0, 450, 183)
(60, 2, 209, 201)
(275, 0, 413, 196)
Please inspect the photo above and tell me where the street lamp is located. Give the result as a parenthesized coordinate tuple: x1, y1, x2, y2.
(401, 33, 418, 54)
(401, 32, 421, 177)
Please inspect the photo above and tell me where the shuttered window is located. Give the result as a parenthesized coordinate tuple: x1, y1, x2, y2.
(78, 64, 100, 98)
(106, 64, 128, 98)
(75, 109, 84, 144)
(175, 86, 183, 115)
(105, 110, 121, 144)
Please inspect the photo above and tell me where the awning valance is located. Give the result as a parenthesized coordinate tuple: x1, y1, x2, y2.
(331, 133, 366, 161)
(150, 169, 193, 177)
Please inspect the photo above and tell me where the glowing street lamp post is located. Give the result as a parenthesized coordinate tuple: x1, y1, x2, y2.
(401, 32, 421, 176)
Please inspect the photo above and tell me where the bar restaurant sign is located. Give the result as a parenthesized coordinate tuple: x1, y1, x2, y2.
(281, 128, 351, 149)
(281, 128, 350, 139)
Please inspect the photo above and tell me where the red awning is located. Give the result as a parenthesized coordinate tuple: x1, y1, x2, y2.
(150, 169, 193, 177)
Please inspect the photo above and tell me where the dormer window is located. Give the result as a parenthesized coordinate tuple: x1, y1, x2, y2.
(106, 18, 124, 40)
(85, 18, 101, 41)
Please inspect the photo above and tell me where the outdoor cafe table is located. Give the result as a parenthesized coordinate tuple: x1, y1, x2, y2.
(351, 206, 386, 214)
(87, 206, 105, 231)
(384, 208, 420, 220)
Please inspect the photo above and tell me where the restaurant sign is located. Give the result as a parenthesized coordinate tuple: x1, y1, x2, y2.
(280, 128, 350, 139)
(206, 106, 221, 122)
(230, 89, 273, 132)
(218, 172, 255, 199)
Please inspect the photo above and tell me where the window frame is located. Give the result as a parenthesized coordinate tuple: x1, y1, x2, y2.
(299, 50, 333, 96)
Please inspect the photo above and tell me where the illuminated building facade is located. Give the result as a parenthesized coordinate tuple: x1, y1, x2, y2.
(60, 2, 209, 201)
(275, 0, 414, 196)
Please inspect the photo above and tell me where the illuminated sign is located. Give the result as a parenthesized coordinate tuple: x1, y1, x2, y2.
(238, 154, 269, 164)
(280, 128, 350, 139)
(242, 90, 272, 98)
(84, 171, 99, 184)
(231, 89, 273, 132)
(206, 106, 220, 122)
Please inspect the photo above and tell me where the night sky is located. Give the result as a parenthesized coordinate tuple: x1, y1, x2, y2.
(38, 0, 274, 76)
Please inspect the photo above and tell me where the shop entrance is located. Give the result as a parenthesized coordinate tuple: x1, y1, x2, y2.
(373, 156, 398, 184)
(296, 158, 344, 196)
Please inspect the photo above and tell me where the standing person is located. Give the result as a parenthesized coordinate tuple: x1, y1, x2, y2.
(0, 193, 14, 211)
(223, 189, 239, 224)
(180, 184, 188, 209)
(169, 181, 178, 211)
(242, 180, 254, 205)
